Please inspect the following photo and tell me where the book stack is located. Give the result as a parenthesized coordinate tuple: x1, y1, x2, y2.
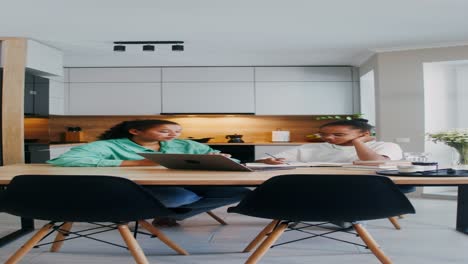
(343, 160, 412, 170)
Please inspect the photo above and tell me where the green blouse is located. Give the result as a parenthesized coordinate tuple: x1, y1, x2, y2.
(47, 138, 219, 167)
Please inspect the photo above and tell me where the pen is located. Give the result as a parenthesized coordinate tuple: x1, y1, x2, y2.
(264, 153, 290, 165)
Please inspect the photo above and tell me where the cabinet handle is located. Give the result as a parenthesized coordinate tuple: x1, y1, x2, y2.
(29, 91, 38, 95)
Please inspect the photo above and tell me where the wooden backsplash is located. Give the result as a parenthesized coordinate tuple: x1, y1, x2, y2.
(47, 116, 332, 143)
(24, 117, 49, 142)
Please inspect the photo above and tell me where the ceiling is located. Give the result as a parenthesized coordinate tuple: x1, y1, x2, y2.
(1, 0, 468, 67)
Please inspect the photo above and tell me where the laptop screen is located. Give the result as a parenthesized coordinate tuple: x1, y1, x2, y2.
(138, 153, 254, 171)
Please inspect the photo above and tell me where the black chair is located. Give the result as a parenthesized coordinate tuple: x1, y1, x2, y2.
(228, 174, 415, 264)
(387, 185, 417, 230)
(1, 175, 190, 264)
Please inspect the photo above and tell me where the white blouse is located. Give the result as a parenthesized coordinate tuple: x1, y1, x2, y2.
(263, 142, 403, 163)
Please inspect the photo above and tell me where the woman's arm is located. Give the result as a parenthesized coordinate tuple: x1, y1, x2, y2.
(47, 143, 129, 167)
(352, 136, 388, 161)
(255, 146, 301, 164)
(48, 148, 121, 167)
(120, 159, 158, 166)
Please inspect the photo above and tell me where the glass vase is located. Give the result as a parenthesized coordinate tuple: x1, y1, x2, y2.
(452, 143, 468, 169)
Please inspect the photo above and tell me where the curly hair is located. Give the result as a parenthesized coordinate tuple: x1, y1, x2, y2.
(98, 119, 180, 140)
(319, 118, 373, 132)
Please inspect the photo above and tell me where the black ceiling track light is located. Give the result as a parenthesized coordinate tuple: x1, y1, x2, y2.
(172, 44, 184, 51)
(113, 41, 184, 52)
(113, 45, 126, 52)
(142, 44, 155, 51)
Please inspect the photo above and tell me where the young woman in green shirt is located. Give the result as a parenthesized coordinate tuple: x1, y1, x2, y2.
(48, 119, 250, 226)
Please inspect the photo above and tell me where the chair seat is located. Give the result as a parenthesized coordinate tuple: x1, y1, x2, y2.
(1, 175, 190, 264)
(228, 174, 415, 264)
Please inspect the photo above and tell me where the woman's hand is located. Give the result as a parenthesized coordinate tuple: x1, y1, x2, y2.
(351, 134, 375, 144)
(120, 159, 158, 167)
(351, 134, 387, 161)
(208, 152, 232, 158)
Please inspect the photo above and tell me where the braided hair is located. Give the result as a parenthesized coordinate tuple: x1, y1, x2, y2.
(99, 119, 180, 140)
(319, 118, 373, 132)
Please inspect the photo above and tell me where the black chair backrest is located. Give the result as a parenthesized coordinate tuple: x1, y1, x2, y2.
(229, 174, 415, 222)
(1, 175, 175, 222)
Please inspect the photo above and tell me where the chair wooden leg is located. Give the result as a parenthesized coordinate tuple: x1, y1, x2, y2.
(50, 222, 73, 252)
(243, 220, 279, 252)
(206, 211, 228, 225)
(353, 223, 392, 264)
(388, 217, 401, 230)
(5, 223, 54, 264)
(139, 220, 189, 255)
(245, 222, 288, 264)
(117, 224, 149, 264)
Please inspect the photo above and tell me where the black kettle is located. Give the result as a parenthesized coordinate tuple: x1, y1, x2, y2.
(225, 134, 244, 143)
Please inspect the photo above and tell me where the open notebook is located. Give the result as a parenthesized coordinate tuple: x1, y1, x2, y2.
(245, 161, 403, 170)
(245, 162, 350, 168)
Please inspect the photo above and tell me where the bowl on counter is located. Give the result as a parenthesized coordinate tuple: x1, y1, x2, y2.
(185, 137, 214, 143)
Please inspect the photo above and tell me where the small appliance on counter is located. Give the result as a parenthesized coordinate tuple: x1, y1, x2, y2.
(272, 129, 290, 142)
(64, 126, 85, 142)
(225, 134, 244, 143)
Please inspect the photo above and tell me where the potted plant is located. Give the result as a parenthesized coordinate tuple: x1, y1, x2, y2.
(314, 113, 363, 121)
(428, 129, 468, 168)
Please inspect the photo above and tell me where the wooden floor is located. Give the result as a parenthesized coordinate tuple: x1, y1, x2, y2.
(1, 197, 468, 264)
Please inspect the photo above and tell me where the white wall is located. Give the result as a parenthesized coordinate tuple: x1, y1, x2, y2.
(456, 66, 468, 128)
(360, 47, 468, 197)
(358, 54, 383, 137)
(359, 70, 376, 125)
(26, 40, 63, 76)
(359, 45, 468, 152)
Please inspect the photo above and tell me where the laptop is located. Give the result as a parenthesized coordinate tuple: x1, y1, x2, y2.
(138, 153, 297, 172)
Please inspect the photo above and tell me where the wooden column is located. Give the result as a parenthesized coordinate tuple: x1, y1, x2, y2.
(1, 38, 27, 165)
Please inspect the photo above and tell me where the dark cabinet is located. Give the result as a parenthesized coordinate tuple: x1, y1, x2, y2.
(24, 72, 49, 116)
(24, 143, 50, 164)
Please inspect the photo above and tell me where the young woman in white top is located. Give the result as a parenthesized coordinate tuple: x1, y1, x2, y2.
(257, 119, 402, 164)
(258, 119, 407, 229)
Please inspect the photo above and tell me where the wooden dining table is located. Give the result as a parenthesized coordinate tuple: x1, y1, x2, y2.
(1, 164, 468, 246)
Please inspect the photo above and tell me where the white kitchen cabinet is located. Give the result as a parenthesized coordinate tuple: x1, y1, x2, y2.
(255, 82, 354, 115)
(69, 68, 161, 82)
(49, 79, 65, 115)
(26, 40, 64, 77)
(163, 67, 254, 82)
(49, 79, 65, 98)
(68, 83, 161, 115)
(162, 82, 255, 113)
(255, 145, 301, 160)
(63, 66, 356, 115)
(255, 67, 352, 82)
(49, 97, 65, 115)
